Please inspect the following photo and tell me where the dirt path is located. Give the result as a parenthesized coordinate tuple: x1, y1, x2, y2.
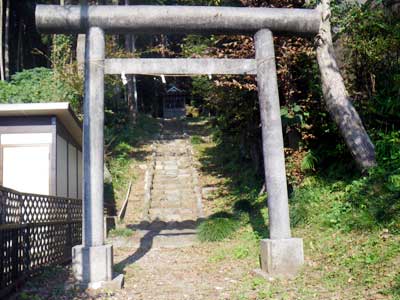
(15, 119, 400, 300)
(16, 119, 260, 300)
(109, 119, 247, 300)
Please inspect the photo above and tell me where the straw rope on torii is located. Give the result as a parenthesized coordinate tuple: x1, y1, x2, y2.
(35, 3, 376, 289)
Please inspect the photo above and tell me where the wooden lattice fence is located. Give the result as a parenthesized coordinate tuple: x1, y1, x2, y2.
(0, 186, 82, 298)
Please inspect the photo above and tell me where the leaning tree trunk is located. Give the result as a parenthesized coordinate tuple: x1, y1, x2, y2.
(316, 0, 376, 171)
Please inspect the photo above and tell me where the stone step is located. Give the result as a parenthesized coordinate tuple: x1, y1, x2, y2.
(155, 155, 190, 159)
(108, 228, 198, 249)
(148, 208, 197, 222)
(151, 183, 195, 191)
(148, 214, 196, 223)
(148, 207, 196, 215)
(152, 178, 194, 186)
(154, 172, 191, 177)
(155, 158, 189, 162)
(153, 172, 192, 177)
(151, 199, 196, 209)
(151, 188, 195, 196)
(155, 150, 187, 155)
(151, 191, 197, 200)
(152, 174, 192, 182)
(142, 229, 198, 248)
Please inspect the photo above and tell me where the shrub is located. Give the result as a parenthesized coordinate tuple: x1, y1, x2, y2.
(0, 68, 80, 109)
(190, 135, 204, 145)
(233, 199, 252, 213)
(197, 213, 239, 242)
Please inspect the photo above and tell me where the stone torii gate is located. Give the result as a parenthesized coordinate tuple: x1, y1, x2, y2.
(36, 4, 322, 288)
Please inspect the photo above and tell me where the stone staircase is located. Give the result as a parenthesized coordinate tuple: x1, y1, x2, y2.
(128, 119, 203, 249)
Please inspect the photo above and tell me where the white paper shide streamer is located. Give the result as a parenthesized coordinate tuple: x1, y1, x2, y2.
(121, 72, 128, 85)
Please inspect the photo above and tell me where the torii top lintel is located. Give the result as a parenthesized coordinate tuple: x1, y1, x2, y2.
(35, 5, 321, 36)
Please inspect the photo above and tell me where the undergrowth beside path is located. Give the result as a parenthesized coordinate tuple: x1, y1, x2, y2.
(188, 117, 400, 300)
(105, 114, 161, 213)
(12, 117, 400, 300)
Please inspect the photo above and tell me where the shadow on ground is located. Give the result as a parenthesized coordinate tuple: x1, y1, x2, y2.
(115, 219, 200, 272)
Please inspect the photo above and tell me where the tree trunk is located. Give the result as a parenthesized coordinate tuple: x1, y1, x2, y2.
(0, 0, 4, 81)
(316, 0, 376, 171)
(16, 17, 23, 72)
(131, 35, 138, 115)
(77, 1, 88, 75)
(4, 0, 9, 80)
(77, 33, 85, 75)
(125, 0, 137, 123)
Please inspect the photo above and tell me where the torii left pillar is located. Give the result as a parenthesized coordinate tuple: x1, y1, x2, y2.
(72, 27, 115, 289)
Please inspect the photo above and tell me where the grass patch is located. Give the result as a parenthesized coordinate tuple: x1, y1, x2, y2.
(108, 227, 134, 238)
(190, 135, 204, 145)
(197, 212, 240, 242)
(189, 119, 400, 299)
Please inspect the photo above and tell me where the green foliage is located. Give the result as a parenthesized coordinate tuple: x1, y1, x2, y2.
(106, 114, 161, 205)
(51, 35, 73, 69)
(233, 199, 253, 213)
(334, 2, 400, 124)
(232, 245, 250, 259)
(197, 212, 240, 242)
(291, 130, 400, 233)
(374, 131, 400, 170)
(391, 272, 400, 298)
(0, 68, 79, 107)
(190, 76, 215, 108)
(108, 227, 135, 238)
(190, 135, 204, 145)
(301, 151, 319, 172)
(181, 35, 214, 57)
(191, 120, 400, 299)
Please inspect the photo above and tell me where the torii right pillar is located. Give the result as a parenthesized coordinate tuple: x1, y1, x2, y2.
(255, 29, 304, 277)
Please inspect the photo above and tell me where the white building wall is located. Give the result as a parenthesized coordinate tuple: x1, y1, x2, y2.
(1, 133, 52, 195)
(68, 144, 77, 199)
(56, 135, 68, 197)
(77, 150, 82, 199)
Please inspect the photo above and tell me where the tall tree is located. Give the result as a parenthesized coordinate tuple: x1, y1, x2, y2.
(124, 0, 137, 123)
(316, 0, 376, 170)
(16, 13, 23, 72)
(0, 0, 4, 81)
(76, 0, 87, 75)
(4, 0, 9, 80)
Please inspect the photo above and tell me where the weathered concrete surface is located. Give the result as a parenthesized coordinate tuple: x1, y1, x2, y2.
(36, 5, 321, 35)
(259, 238, 304, 277)
(83, 26, 106, 248)
(105, 58, 257, 75)
(72, 244, 113, 287)
(255, 29, 304, 277)
(255, 29, 291, 240)
(76, 26, 122, 289)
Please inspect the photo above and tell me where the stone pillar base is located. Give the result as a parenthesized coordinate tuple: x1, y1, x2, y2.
(72, 244, 119, 289)
(259, 238, 304, 277)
